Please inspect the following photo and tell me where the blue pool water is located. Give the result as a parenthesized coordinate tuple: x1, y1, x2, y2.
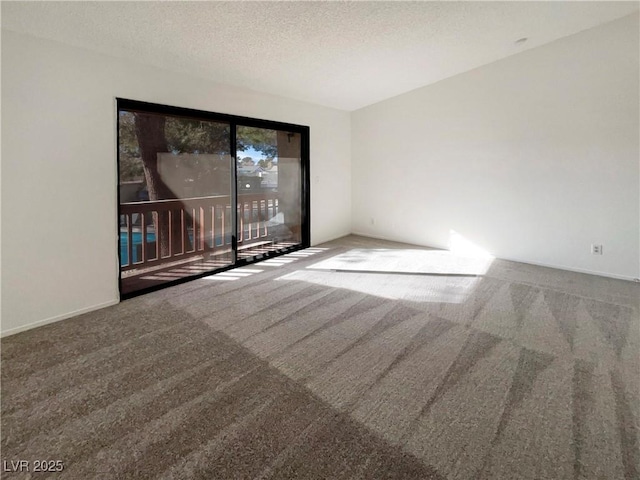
(120, 231, 232, 266)
(120, 231, 156, 265)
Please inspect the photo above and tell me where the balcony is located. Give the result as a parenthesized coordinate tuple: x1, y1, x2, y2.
(119, 192, 299, 294)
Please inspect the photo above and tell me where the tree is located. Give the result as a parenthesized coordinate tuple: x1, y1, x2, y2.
(236, 126, 277, 158)
(258, 158, 274, 170)
(165, 117, 229, 155)
(118, 111, 282, 259)
(134, 113, 173, 201)
(118, 111, 144, 182)
(132, 112, 187, 257)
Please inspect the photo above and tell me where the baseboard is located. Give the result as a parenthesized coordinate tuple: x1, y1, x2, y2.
(349, 231, 446, 249)
(1, 299, 120, 338)
(312, 231, 354, 247)
(350, 231, 639, 283)
(496, 256, 638, 282)
(2, 234, 636, 338)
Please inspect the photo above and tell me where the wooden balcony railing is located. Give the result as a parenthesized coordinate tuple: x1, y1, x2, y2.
(120, 193, 279, 271)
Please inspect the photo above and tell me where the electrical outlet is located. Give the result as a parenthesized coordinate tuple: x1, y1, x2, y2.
(591, 244, 603, 255)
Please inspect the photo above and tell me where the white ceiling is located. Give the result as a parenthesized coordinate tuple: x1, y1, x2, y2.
(2, 1, 638, 111)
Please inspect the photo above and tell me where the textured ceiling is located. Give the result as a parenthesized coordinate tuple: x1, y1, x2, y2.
(2, 1, 638, 111)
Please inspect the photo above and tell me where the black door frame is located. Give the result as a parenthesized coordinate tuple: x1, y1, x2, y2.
(116, 98, 311, 300)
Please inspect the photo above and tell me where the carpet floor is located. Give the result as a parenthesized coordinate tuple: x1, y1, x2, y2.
(2, 235, 638, 479)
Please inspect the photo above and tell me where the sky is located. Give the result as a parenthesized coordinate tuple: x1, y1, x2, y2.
(238, 146, 262, 160)
(237, 146, 277, 162)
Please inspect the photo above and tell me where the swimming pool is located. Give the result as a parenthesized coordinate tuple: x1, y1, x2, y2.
(120, 231, 156, 265)
(119, 231, 233, 266)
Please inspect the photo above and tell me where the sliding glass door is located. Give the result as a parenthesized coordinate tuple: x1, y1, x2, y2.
(236, 126, 303, 262)
(117, 99, 309, 298)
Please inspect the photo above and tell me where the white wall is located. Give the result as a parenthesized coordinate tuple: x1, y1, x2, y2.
(1, 30, 351, 336)
(352, 14, 639, 280)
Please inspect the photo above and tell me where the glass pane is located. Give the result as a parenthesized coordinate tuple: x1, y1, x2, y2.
(236, 126, 303, 261)
(118, 109, 232, 295)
